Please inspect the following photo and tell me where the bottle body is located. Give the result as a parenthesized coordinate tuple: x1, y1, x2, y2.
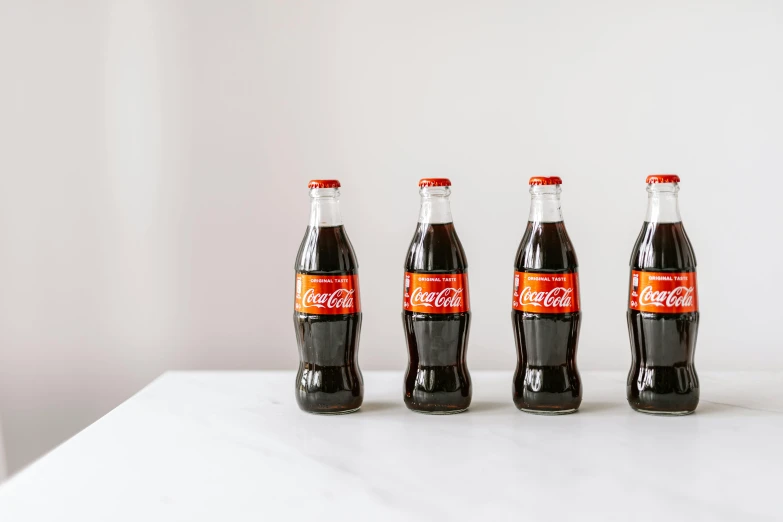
(627, 176, 699, 415)
(402, 180, 471, 413)
(293, 181, 363, 413)
(512, 178, 581, 414)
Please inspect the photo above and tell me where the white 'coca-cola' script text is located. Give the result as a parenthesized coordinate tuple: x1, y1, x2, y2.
(410, 286, 463, 308)
(519, 286, 573, 308)
(638, 285, 694, 308)
(301, 288, 355, 309)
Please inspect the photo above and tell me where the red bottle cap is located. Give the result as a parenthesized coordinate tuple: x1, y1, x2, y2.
(529, 176, 559, 186)
(646, 174, 680, 184)
(418, 178, 452, 188)
(308, 179, 341, 189)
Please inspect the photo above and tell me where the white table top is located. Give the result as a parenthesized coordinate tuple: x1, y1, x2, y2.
(0, 371, 780, 521)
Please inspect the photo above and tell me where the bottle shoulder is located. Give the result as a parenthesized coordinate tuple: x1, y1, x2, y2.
(629, 221, 697, 271)
(295, 225, 359, 274)
(514, 221, 578, 272)
(404, 222, 468, 272)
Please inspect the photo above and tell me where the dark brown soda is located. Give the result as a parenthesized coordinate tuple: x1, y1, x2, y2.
(627, 222, 699, 414)
(512, 221, 582, 413)
(403, 222, 471, 413)
(294, 225, 363, 413)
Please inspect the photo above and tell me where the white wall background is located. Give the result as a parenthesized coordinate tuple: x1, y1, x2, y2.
(1, 0, 781, 475)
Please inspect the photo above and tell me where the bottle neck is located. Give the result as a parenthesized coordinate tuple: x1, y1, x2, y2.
(528, 185, 563, 223)
(645, 183, 682, 223)
(309, 188, 343, 227)
(418, 186, 453, 224)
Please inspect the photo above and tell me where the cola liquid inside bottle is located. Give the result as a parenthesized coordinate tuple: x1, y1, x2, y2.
(512, 177, 582, 414)
(627, 175, 699, 414)
(403, 179, 471, 413)
(294, 181, 363, 414)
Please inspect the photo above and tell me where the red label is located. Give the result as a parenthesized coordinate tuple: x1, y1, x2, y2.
(294, 274, 361, 315)
(403, 272, 470, 314)
(629, 270, 698, 313)
(512, 271, 580, 313)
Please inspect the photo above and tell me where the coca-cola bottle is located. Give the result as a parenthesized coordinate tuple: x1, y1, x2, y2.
(512, 176, 582, 414)
(402, 178, 471, 414)
(627, 174, 699, 414)
(294, 179, 363, 414)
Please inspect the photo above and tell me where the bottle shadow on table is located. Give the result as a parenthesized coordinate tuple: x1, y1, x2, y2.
(359, 401, 515, 414)
(468, 401, 511, 413)
(695, 401, 781, 416)
(577, 401, 623, 414)
(358, 401, 399, 414)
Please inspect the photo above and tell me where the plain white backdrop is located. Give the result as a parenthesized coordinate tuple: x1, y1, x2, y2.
(1, 0, 781, 474)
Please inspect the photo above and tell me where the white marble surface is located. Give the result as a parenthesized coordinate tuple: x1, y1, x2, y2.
(0, 371, 781, 521)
